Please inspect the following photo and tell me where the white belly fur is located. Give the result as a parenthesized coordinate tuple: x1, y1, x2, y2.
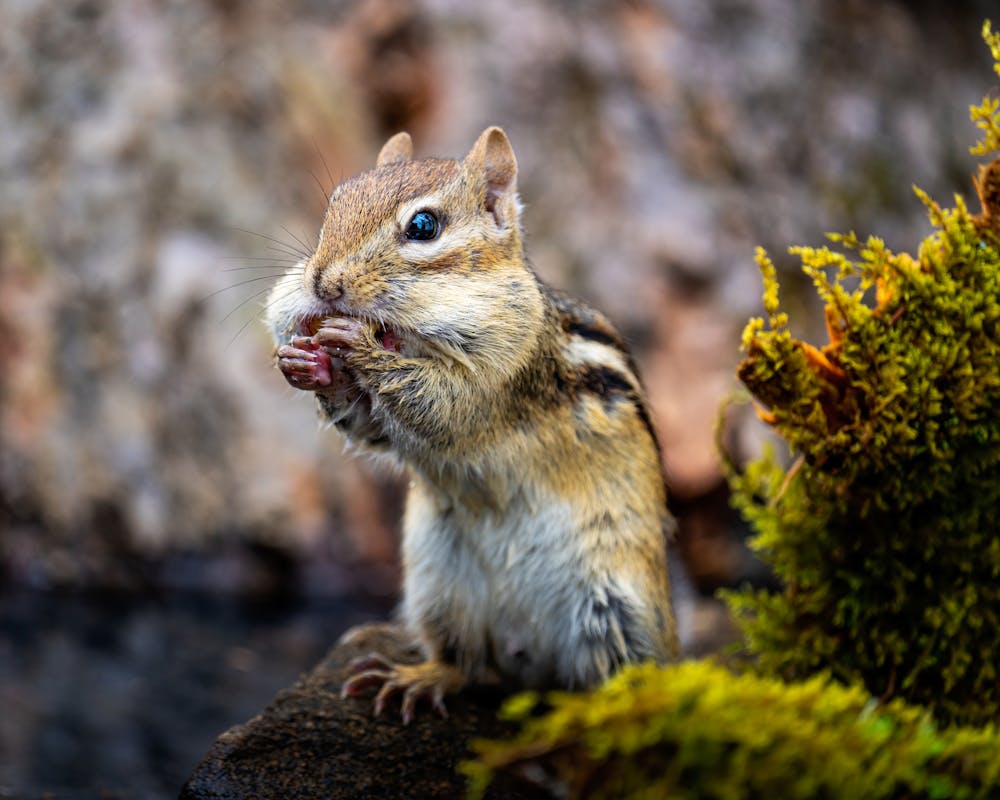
(400, 477, 667, 690)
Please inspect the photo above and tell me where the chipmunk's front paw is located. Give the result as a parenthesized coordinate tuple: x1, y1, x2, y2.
(276, 336, 339, 392)
(316, 317, 407, 360)
(314, 316, 370, 355)
(277, 317, 374, 398)
(340, 653, 466, 724)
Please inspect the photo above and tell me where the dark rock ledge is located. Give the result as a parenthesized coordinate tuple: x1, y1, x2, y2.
(180, 623, 548, 800)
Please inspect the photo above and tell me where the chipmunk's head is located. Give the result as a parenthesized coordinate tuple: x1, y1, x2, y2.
(268, 127, 543, 375)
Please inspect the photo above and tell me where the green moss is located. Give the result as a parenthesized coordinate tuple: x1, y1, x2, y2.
(464, 661, 1000, 799)
(727, 25, 1000, 726)
(971, 21, 1000, 156)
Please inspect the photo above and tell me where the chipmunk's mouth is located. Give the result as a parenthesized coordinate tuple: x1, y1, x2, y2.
(378, 326, 402, 351)
(297, 315, 403, 352)
(297, 316, 325, 337)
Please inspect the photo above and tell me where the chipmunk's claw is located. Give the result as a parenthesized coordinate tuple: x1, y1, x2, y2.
(346, 653, 395, 675)
(340, 669, 392, 698)
(340, 653, 463, 724)
(276, 342, 333, 390)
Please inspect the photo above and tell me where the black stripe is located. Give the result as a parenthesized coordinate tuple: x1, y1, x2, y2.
(574, 365, 658, 447)
(579, 365, 634, 398)
(545, 284, 628, 353)
(632, 401, 659, 456)
(564, 319, 625, 350)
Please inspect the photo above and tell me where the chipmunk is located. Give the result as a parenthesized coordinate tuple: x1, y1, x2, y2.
(266, 127, 678, 723)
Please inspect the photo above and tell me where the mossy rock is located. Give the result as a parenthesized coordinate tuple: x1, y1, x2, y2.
(465, 661, 1000, 799)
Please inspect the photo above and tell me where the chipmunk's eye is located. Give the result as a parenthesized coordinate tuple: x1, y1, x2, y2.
(404, 210, 439, 241)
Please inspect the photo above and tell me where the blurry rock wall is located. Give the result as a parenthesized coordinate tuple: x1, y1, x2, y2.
(0, 0, 993, 594)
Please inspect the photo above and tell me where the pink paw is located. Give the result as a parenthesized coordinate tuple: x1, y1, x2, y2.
(276, 336, 335, 391)
(314, 317, 367, 353)
(275, 317, 370, 394)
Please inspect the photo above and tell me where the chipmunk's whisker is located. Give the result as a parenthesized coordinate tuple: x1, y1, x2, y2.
(258, 283, 309, 321)
(224, 312, 265, 352)
(220, 282, 296, 350)
(223, 255, 304, 265)
(203, 275, 287, 303)
(220, 268, 301, 275)
(227, 226, 312, 261)
(220, 284, 285, 325)
(280, 225, 315, 258)
(308, 168, 331, 207)
(312, 139, 336, 200)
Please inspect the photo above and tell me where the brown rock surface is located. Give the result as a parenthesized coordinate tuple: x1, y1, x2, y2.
(180, 623, 547, 800)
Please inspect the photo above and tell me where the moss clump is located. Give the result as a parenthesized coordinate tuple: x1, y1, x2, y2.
(727, 23, 1000, 726)
(971, 21, 1000, 157)
(464, 661, 1000, 799)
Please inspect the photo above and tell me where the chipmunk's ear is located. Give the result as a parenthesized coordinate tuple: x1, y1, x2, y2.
(464, 126, 519, 228)
(376, 132, 413, 166)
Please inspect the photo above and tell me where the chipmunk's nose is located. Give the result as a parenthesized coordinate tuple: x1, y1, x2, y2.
(311, 263, 343, 303)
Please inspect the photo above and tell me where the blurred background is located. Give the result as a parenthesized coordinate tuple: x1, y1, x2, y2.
(0, 0, 994, 796)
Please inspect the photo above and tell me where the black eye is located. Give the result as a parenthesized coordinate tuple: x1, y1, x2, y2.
(405, 210, 440, 241)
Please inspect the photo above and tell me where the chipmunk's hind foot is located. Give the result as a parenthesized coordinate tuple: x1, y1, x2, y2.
(341, 653, 466, 725)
